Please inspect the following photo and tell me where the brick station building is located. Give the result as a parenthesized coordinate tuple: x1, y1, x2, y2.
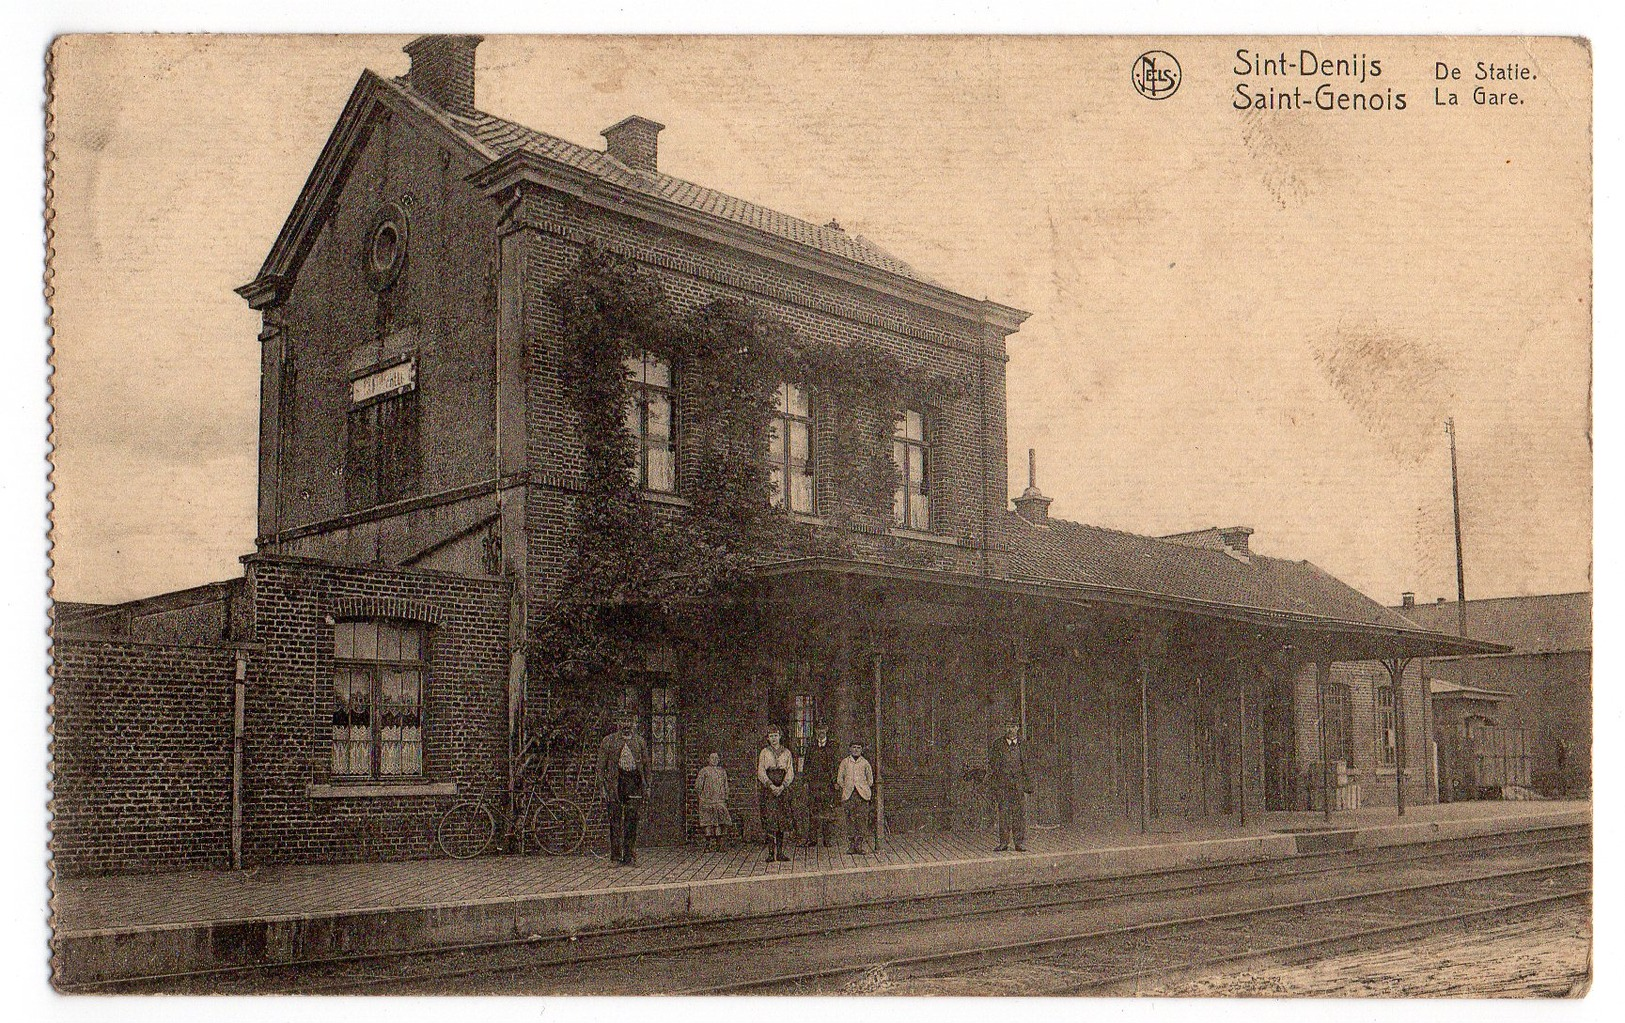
(50, 36, 1498, 876)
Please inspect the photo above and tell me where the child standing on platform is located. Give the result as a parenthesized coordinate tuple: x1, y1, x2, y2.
(694, 752, 732, 851)
(836, 741, 875, 855)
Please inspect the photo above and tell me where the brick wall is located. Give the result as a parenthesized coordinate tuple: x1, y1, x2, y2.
(1291, 659, 1431, 808)
(257, 102, 500, 546)
(51, 640, 238, 876)
(508, 181, 1024, 842)
(516, 189, 1015, 621)
(242, 556, 511, 865)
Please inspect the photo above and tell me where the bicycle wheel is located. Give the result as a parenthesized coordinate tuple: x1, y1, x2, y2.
(437, 800, 497, 859)
(530, 797, 587, 856)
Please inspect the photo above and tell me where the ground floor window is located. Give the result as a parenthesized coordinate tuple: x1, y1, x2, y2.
(332, 620, 425, 778)
(650, 685, 679, 771)
(1375, 685, 1397, 767)
(1320, 681, 1353, 767)
(792, 693, 816, 748)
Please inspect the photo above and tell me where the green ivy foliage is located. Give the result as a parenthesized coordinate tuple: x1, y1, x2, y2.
(533, 243, 965, 727)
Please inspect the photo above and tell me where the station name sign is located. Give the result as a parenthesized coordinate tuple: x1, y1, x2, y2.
(351, 359, 416, 405)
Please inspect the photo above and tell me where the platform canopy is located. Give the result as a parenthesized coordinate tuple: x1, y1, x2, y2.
(748, 548, 1507, 665)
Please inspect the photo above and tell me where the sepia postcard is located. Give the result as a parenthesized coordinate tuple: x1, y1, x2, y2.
(43, 34, 1591, 998)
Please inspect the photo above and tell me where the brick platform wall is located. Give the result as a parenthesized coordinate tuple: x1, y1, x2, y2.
(51, 640, 238, 877)
(242, 556, 511, 865)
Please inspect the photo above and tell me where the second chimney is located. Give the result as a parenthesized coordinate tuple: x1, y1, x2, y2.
(1013, 448, 1053, 525)
(403, 35, 483, 118)
(1402, 592, 1416, 609)
(602, 115, 665, 174)
(1216, 526, 1253, 556)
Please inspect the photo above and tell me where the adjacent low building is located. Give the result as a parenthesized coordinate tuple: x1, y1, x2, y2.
(1401, 592, 1591, 798)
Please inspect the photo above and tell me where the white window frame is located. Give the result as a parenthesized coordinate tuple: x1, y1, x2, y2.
(624, 352, 677, 493)
(1375, 685, 1398, 768)
(331, 619, 427, 780)
(770, 381, 815, 514)
(892, 409, 932, 530)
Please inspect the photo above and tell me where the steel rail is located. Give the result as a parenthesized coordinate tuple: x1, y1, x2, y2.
(67, 823, 1588, 993)
(302, 836, 1588, 995)
(1044, 889, 1590, 995)
(282, 831, 1586, 993)
(297, 829, 1591, 994)
(680, 859, 1589, 995)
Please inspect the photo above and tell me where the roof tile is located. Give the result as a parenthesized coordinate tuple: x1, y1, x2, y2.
(387, 77, 928, 282)
(1000, 511, 1420, 629)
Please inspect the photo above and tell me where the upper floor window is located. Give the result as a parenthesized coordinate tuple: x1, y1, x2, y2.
(892, 409, 931, 529)
(332, 620, 425, 779)
(1375, 685, 1398, 767)
(346, 359, 420, 511)
(770, 382, 815, 514)
(623, 353, 676, 493)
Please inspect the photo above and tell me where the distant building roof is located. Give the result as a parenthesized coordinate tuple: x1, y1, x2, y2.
(1393, 592, 1591, 655)
(1430, 678, 1515, 701)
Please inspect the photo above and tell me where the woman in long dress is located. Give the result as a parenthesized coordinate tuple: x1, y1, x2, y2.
(757, 726, 795, 863)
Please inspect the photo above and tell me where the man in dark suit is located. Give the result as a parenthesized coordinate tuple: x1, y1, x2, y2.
(989, 720, 1033, 851)
(596, 714, 650, 866)
(802, 724, 840, 847)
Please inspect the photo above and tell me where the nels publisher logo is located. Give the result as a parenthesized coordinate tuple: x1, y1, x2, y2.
(1132, 50, 1182, 100)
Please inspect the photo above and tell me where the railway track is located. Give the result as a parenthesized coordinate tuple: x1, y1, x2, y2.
(80, 822, 1589, 994)
(701, 860, 1590, 995)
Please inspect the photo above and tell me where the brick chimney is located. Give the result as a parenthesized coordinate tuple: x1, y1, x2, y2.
(602, 115, 665, 174)
(1216, 526, 1252, 556)
(1158, 525, 1254, 563)
(403, 35, 483, 118)
(1401, 592, 1416, 609)
(1012, 448, 1053, 525)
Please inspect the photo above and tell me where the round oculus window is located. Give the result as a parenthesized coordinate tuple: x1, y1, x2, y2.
(364, 203, 408, 291)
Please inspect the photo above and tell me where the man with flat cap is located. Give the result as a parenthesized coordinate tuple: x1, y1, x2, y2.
(596, 714, 649, 866)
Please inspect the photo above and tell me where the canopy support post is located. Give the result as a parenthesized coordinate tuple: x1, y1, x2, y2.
(1315, 659, 1333, 821)
(1382, 656, 1414, 816)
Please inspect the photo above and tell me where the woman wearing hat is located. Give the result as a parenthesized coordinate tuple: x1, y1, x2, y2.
(756, 725, 796, 863)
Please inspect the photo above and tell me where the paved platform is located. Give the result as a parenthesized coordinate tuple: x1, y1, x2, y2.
(51, 799, 1589, 986)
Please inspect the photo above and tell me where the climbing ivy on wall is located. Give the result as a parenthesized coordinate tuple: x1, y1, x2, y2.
(532, 243, 964, 729)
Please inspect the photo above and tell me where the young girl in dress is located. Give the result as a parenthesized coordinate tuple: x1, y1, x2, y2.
(693, 752, 732, 851)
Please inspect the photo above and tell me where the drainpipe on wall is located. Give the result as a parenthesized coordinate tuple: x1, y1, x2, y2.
(232, 652, 247, 870)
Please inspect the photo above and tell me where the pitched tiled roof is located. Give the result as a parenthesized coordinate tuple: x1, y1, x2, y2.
(1393, 593, 1591, 654)
(1000, 511, 1419, 630)
(388, 78, 927, 283)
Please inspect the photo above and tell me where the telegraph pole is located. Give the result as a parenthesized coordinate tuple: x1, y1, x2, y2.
(1446, 418, 1470, 684)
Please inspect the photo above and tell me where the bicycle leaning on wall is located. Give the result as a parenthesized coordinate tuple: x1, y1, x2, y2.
(436, 730, 588, 859)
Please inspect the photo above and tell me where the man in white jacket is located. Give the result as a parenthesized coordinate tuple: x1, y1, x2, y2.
(835, 741, 875, 854)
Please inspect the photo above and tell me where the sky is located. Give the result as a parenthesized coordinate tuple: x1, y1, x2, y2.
(46, 34, 1591, 607)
